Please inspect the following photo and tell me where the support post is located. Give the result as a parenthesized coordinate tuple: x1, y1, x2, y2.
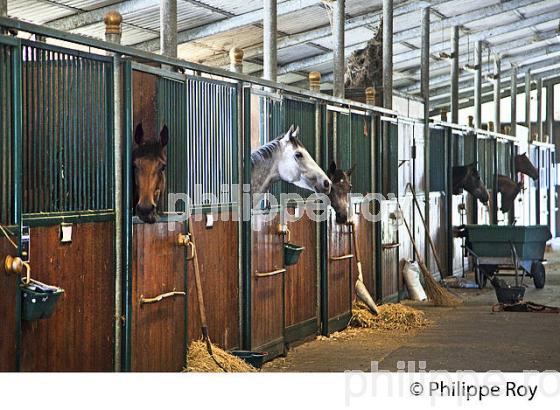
(332, 0, 345, 98)
(104, 11, 123, 372)
(474, 41, 483, 128)
(537, 78, 543, 142)
(546, 83, 554, 143)
(450, 26, 459, 124)
(160, 0, 177, 58)
(421, 6, 431, 270)
(493, 56, 501, 133)
(229, 47, 244, 74)
(263, 0, 277, 81)
(510, 65, 517, 137)
(525, 70, 531, 143)
(382, 0, 393, 108)
(309, 71, 321, 92)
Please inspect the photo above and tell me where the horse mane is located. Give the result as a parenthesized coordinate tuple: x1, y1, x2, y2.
(250, 134, 303, 165)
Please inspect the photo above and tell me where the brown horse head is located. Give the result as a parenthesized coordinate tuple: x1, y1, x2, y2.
(327, 161, 355, 224)
(452, 162, 489, 204)
(497, 174, 523, 213)
(132, 123, 168, 224)
(515, 153, 538, 180)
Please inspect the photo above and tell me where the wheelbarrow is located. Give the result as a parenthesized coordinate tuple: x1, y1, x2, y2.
(460, 225, 551, 290)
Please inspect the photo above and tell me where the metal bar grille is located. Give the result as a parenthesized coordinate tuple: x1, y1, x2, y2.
(351, 112, 371, 195)
(184, 76, 237, 208)
(0, 44, 13, 224)
(21, 42, 113, 214)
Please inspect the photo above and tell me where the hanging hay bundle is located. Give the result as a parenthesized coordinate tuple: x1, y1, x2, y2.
(184, 340, 256, 373)
(350, 302, 431, 331)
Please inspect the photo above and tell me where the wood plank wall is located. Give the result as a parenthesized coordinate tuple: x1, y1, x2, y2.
(187, 214, 239, 350)
(0, 237, 18, 371)
(327, 212, 352, 323)
(21, 222, 114, 371)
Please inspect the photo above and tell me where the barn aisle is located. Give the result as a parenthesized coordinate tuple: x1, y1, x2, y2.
(264, 251, 560, 372)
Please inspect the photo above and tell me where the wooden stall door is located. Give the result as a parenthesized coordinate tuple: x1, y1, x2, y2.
(131, 221, 186, 372)
(353, 203, 375, 297)
(284, 209, 318, 344)
(251, 214, 285, 357)
(21, 222, 114, 371)
(187, 215, 240, 350)
(327, 211, 353, 333)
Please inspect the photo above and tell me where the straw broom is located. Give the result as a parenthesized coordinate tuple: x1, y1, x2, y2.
(396, 200, 461, 307)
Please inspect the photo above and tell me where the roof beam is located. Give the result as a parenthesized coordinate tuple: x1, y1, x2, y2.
(45, 0, 158, 31)
(396, 29, 559, 86)
(274, 2, 560, 78)
(202, 0, 441, 66)
(429, 55, 560, 104)
(134, 0, 319, 52)
(425, 43, 560, 97)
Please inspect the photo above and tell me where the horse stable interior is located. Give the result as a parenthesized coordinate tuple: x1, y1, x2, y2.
(0, 0, 559, 373)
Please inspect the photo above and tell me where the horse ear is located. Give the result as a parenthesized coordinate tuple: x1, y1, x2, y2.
(328, 161, 337, 176)
(134, 123, 144, 145)
(292, 126, 300, 138)
(287, 124, 295, 135)
(346, 163, 356, 176)
(160, 125, 169, 147)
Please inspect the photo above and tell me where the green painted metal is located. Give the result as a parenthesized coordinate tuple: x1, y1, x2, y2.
(429, 126, 446, 192)
(445, 127, 453, 277)
(122, 60, 133, 372)
(351, 112, 372, 195)
(241, 86, 252, 350)
(373, 115, 383, 300)
(0, 41, 13, 225)
(20, 41, 113, 215)
(335, 111, 351, 171)
(319, 104, 329, 336)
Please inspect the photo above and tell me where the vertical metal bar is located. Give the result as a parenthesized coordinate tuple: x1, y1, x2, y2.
(546, 83, 554, 144)
(421, 6, 430, 270)
(160, 0, 177, 59)
(494, 56, 501, 133)
(492, 137, 498, 224)
(241, 86, 252, 349)
(474, 41, 482, 129)
(525, 70, 531, 143)
(122, 60, 132, 371)
(320, 105, 329, 335)
(263, 0, 277, 82)
(445, 127, 453, 276)
(510, 65, 518, 138)
(537, 78, 543, 142)
(450, 26, 459, 124)
(332, 0, 345, 98)
(382, 0, 393, 109)
(11, 40, 23, 371)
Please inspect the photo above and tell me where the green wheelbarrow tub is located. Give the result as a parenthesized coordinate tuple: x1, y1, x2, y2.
(284, 243, 305, 266)
(21, 285, 65, 321)
(464, 225, 551, 260)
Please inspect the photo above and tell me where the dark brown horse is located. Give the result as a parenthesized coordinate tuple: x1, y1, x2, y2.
(327, 161, 355, 224)
(132, 122, 169, 224)
(452, 162, 489, 203)
(497, 174, 523, 213)
(515, 153, 538, 180)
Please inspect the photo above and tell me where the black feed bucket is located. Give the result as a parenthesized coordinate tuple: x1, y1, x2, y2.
(284, 243, 304, 266)
(495, 286, 525, 305)
(21, 284, 64, 321)
(230, 351, 268, 369)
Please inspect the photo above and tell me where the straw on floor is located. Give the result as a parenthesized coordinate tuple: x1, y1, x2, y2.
(184, 340, 256, 373)
(350, 302, 431, 331)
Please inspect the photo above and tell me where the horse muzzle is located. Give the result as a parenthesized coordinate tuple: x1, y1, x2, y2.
(136, 203, 158, 224)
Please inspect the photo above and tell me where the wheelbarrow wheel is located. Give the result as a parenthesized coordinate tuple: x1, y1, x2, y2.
(531, 261, 545, 289)
(474, 266, 488, 289)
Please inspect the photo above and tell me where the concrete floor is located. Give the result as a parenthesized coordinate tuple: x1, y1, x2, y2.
(263, 251, 560, 372)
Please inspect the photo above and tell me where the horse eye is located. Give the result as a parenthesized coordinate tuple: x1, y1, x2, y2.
(159, 164, 167, 172)
(295, 152, 303, 160)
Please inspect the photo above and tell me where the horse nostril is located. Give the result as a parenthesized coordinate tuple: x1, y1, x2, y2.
(323, 180, 330, 189)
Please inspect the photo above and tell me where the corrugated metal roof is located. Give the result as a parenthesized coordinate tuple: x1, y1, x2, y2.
(4, 0, 560, 104)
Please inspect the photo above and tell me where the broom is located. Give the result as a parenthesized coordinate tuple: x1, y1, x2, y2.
(349, 220, 379, 314)
(396, 200, 461, 306)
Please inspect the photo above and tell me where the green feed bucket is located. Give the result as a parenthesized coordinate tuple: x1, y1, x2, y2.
(20, 284, 64, 321)
(284, 243, 305, 266)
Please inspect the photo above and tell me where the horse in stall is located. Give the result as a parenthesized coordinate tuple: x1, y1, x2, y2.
(132, 122, 169, 224)
(515, 153, 539, 180)
(452, 162, 490, 204)
(326, 161, 355, 224)
(497, 175, 523, 213)
(251, 124, 331, 195)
